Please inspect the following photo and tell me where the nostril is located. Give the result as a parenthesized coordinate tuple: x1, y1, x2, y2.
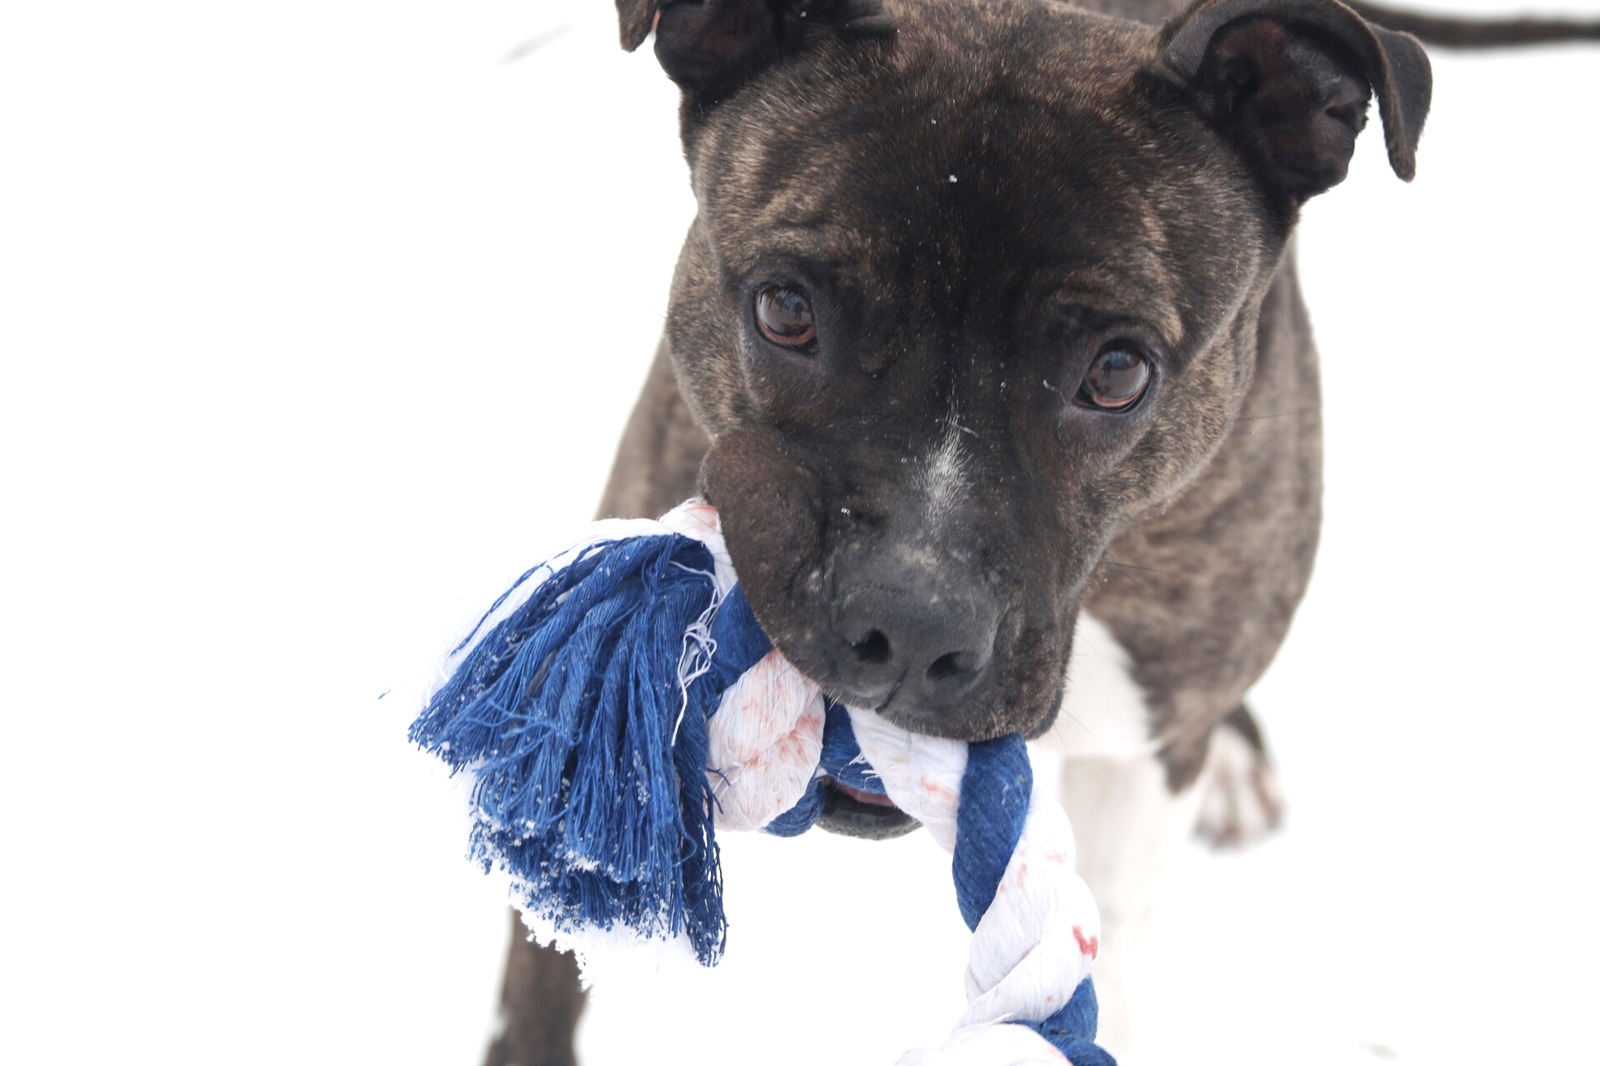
(926, 650, 979, 683)
(851, 630, 892, 665)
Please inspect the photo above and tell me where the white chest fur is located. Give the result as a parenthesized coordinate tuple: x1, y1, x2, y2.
(1034, 611, 1156, 760)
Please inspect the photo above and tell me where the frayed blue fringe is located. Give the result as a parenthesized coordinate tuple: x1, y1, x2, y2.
(409, 534, 728, 964)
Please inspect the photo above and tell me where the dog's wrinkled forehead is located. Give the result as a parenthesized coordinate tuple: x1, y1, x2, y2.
(683, 12, 1262, 350)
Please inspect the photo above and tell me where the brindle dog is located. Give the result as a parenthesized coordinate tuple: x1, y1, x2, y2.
(482, 0, 1600, 1062)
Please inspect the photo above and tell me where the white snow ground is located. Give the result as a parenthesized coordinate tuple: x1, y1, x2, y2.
(3, 2, 1597, 1063)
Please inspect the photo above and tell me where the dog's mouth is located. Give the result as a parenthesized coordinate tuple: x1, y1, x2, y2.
(817, 775, 920, 840)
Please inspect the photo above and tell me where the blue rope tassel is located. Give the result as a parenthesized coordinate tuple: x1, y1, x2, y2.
(409, 534, 728, 963)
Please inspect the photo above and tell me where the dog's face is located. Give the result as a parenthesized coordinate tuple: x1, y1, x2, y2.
(620, 0, 1428, 742)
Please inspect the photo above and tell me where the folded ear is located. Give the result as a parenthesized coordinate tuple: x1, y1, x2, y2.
(616, 0, 895, 97)
(1158, 0, 1431, 202)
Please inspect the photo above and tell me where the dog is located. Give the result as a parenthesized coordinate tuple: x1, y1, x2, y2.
(480, 0, 1600, 1062)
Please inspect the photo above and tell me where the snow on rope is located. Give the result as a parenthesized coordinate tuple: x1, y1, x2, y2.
(410, 500, 1115, 1066)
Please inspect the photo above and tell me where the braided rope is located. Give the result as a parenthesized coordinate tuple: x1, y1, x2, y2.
(415, 501, 1113, 1065)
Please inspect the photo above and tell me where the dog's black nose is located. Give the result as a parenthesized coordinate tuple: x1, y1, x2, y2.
(831, 555, 998, 715)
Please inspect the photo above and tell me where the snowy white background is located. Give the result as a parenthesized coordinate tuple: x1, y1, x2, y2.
(3, 1, 1598, 1063)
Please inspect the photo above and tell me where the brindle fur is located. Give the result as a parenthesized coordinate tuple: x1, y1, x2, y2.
(482, 0, 1598, 1058)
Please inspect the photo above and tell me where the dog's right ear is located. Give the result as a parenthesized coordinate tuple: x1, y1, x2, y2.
(616, 0, 895, 97)
(1158, 0, 1431, 204)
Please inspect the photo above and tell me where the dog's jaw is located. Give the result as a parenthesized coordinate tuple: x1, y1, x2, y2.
(817, 778, 922, 839)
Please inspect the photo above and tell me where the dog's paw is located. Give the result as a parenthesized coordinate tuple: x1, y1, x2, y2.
(1193, 705, 1284, 850)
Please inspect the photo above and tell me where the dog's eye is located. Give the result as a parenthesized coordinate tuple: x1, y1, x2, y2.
(1076, 344, 1151, 411)
(754, 284, 818, 353)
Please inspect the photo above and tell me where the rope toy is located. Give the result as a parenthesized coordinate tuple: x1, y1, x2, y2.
(411, 501, 1115, 1066)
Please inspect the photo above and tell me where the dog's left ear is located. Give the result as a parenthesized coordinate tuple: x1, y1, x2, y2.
(616, 0, 895, 97)
(1158, 0, 1431, 202)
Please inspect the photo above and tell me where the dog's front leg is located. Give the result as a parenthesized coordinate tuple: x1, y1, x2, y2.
(1034, 613, 1210, 1061)
(1054, 752, 1205, 1060)
(483, 914, 588, 1066)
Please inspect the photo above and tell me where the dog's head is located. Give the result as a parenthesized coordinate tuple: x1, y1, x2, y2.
(618, 0, 1429, 742)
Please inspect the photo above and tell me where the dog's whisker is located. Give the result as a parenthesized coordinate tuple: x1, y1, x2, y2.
(1049, 706, 1094, 741)
(1233, 408, 1317, 423)
(1104, 559, 1192, 581)
(1107, 568, 1155, 598)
